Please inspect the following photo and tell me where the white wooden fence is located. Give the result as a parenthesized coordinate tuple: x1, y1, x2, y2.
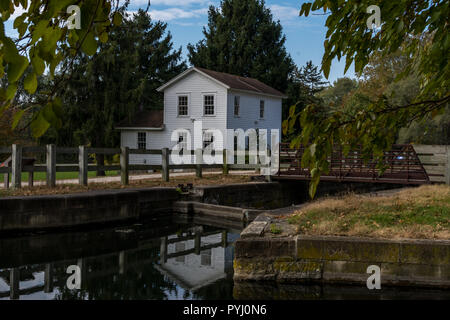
(413, 144, 450, 184)
(0, 145, 269, 189)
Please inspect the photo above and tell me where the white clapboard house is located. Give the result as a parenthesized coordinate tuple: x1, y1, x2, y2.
(116, 67, 286, 165)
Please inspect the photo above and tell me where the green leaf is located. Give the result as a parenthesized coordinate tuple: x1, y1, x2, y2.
(310, 143, 317, 157)
(81, 32, 97, 56)
(31, 20, 48, 44)
(112, 12, 122, 26)
(309, 179, 319, 199)
(24, 72, 37, 94)
(31, 55, 45, 75)
(52, 97, 63, 118)
(6, 83, 17, 100)
(12, 109, 25, 130)
(99, 31, 108, 43)
(30, 112, 51, 138)
(7, 55, 28, 83)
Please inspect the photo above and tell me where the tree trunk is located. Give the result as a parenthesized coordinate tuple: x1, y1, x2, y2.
(96, 153, 106, 177)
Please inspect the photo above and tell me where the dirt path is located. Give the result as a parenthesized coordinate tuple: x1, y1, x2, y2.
(0, 170, 257, 188)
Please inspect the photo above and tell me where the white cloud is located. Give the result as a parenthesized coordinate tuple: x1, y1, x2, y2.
(130, 0, 212, 7)
(143, 7, 207, 21)
(269, 5, 300, 23)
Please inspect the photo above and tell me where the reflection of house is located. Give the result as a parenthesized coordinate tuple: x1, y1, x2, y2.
(156, 230, 236, 291)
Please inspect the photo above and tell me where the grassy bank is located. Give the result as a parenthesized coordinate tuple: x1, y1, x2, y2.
(0, 173, 254, 197)
(286, 185, 450, 240)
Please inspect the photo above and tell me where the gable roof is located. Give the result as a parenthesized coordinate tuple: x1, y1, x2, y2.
(116, 109, 164, 130)
(157, 67, 287, 99)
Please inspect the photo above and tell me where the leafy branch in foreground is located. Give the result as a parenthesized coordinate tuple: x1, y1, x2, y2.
(285, 0, 449, 198)
(0, 0, 125, 137)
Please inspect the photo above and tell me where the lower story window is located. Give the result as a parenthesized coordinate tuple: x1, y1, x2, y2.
(178, 132, 188, 153)
(203, 131, 214, 149)
(137, 132, 146, 150)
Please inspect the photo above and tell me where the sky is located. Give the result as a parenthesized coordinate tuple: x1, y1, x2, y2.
(129, 0, 357, 83)
(4, 0, 357, 84)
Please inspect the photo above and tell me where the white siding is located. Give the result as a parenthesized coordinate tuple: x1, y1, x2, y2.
(119, 70, 282, 165)
(120, 71, 228, 165)
(227, 90, 282, 147)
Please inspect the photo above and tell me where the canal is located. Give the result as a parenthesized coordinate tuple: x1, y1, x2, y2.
(0, 215, 448, 300)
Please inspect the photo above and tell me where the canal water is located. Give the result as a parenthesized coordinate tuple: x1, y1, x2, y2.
(0, 215, 448, 300)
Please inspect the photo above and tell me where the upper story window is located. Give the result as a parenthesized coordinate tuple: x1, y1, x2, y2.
(137, 132, 146, 150)
(204, 95, 215, 116)
(259, 100, 265, 119)
(234, 96, 240, 116)
(178, 95, 188, 116)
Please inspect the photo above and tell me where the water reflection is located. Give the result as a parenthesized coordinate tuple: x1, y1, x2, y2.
(0, 215, 240, 300)
(1, 215, 448, 300)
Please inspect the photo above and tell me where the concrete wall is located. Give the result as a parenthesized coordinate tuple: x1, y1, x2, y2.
(0, 188, 179, 232)
(193, 181, 406, 210)
(234, 235, 450, 289)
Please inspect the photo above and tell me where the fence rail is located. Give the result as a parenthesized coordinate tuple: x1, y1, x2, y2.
(0, 145, 267, 189)
(413, 144, 450, 184)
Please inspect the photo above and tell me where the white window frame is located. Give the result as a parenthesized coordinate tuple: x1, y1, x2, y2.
(234, 96, 240, 117)
(203, 93, 216, 117)
(203, 130, 215, 150)
(259, 100, 265, 119)
(178, 131, 188, 153)
(137, 132, 146, 150)
(177, 94, 190, 117)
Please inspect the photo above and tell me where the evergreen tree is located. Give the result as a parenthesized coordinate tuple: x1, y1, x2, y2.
(298, 61, 328, 94)
(282, 62, 327, 141)
(187, 0, 294, 92)
(43, 8, 186, 175)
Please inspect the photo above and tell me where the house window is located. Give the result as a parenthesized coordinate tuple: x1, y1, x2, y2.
(204, 95, 215, 116)
(234, 96, 240, 116)
(203, 131, 214, 149)
(178, 95, 188, 116)
(137, 132, 146, 150)
(201, 249, 212, 266)
(178, 132, 188, 153)
(259, 100, 265, 119)
(175, 242, 186, 263)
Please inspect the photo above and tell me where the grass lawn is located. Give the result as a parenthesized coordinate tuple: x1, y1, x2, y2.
(0, 173, 254, 197)
(285, 185, 450, 240)
(2, 171, 119, 182)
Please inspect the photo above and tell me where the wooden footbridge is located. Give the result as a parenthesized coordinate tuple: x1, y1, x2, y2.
(274, 143, 444, 185)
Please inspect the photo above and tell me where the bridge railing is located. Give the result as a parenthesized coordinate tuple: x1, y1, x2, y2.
(278, 143, 449, 185)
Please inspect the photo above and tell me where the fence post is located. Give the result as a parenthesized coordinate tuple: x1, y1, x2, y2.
(44, 263, 54, 293)
(120, 147, 129, 185)
(223, 149, 229, 175)
(10, 268, 20, 300)
(11, 144, 22, 189)
(28, 167, 34, 188)
(162, 147, 169, 182)
(46, 144, 56, 187)
(446, 146, 450, 186)
(3, 171, 9, 189)
(79, 146, 88, 186)
(195, 232, 201, 255)
(221, 230, 228, 248)
(195, 148, 202, 178)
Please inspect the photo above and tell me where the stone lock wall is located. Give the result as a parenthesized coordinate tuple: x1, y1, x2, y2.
(0, 188, 180, 232)
(234, 235, 450, 289)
